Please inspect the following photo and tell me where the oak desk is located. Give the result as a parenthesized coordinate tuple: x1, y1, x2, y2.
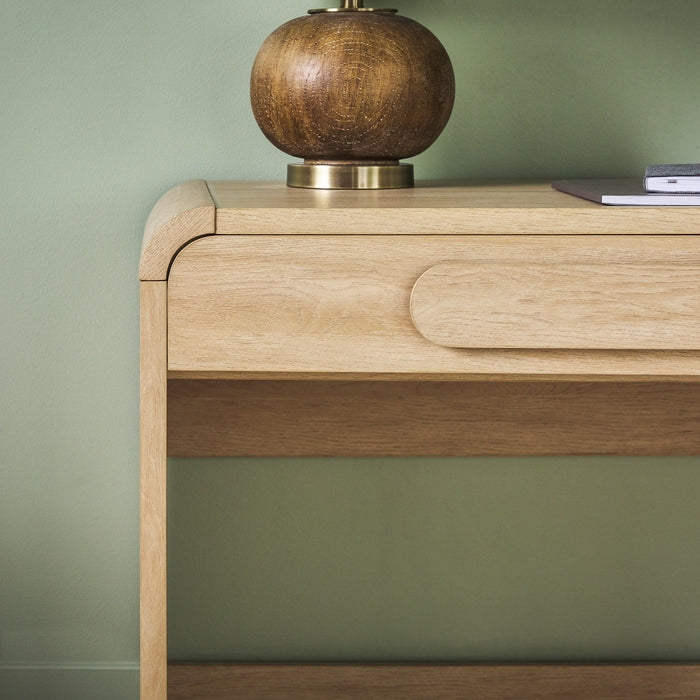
(140, 180, 700, 699)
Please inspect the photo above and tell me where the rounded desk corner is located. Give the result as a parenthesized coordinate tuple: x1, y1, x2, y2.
(139, 179, 217, 281)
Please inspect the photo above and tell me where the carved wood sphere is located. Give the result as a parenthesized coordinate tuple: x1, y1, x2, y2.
(250, 8, 455, 166)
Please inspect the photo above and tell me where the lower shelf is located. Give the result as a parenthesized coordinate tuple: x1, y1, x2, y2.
(168, 379, 700, 457)
(168, 662, 700, 699)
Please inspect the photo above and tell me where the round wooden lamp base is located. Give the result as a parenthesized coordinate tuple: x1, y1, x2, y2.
(287, 163, 414, 190)
(252, 2, 454, 191)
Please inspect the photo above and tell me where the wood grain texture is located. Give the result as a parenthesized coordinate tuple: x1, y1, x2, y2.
(167, 370, 700, 382)
(139, 180, 215, 281)
(168, 663, 700, 700)
(167, 379, 700, 457)
(140, 180, 700, 698)
(167, 235, 700, 378)
(207, 180, 700, 235)
(411, 261, 700, 350)
(250, 12, 454, 163)
(140, 282, 168, 700)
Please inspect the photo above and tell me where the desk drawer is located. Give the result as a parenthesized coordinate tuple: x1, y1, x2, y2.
(167, 235, 700, 377)
(411, 260, 700, 350)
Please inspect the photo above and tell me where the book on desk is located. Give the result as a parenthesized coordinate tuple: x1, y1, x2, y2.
(644, 163, 700, 193)
(552, 174, 700, 205)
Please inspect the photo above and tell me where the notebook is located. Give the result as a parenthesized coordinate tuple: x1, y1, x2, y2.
(552, 179, 700, 206)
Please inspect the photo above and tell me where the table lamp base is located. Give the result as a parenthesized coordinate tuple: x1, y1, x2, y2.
(287, 163, 414, 189)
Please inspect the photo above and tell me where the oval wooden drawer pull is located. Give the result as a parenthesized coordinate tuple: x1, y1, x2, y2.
(410, 262, 700, 350)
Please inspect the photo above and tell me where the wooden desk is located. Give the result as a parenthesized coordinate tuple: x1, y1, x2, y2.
(140, 180, 700, 699)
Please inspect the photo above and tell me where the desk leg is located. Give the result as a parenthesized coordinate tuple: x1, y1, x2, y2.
(140, 281, 168, 700)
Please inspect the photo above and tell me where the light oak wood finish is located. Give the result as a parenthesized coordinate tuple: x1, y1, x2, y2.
(168, 379, 700, 457)
(167, 235, 700, 377)
(140, 180, 215, 281)
(168, 663, 700, 700)
(167, 370, 700, 382)
(140, 282, 168, 700)
(411, 260, 700, 350)
(138, 179, 700, 276)
(140, 181, 700, 699)
(207, 180, 700, 235)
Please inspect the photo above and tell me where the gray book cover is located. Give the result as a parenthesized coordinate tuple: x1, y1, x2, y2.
(644, 164, 700, 193)
(645, 163, 700, 178)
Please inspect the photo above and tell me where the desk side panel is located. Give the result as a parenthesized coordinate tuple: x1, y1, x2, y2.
(140, 281, 168, 700)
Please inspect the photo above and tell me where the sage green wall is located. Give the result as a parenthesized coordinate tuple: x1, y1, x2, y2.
(1, 0, 698, 696)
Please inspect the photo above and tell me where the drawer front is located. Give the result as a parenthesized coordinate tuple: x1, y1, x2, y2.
(167, 235, 700, 377)
(411, 261, 700, 350)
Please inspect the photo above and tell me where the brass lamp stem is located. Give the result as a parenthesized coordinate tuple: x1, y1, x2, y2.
(309, 0, 395, 14)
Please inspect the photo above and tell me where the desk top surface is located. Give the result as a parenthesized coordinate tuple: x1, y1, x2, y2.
(209, 179, 583, 210)
(139, 179, 700, 280)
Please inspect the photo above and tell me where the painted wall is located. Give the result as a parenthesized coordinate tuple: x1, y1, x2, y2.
(1, 1, 698, 696)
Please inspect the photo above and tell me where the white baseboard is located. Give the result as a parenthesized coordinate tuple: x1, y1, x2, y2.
(0, 663, 139, 700)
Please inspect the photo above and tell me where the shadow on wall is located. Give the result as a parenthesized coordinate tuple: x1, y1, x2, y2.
(397, 0, 700, 179)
